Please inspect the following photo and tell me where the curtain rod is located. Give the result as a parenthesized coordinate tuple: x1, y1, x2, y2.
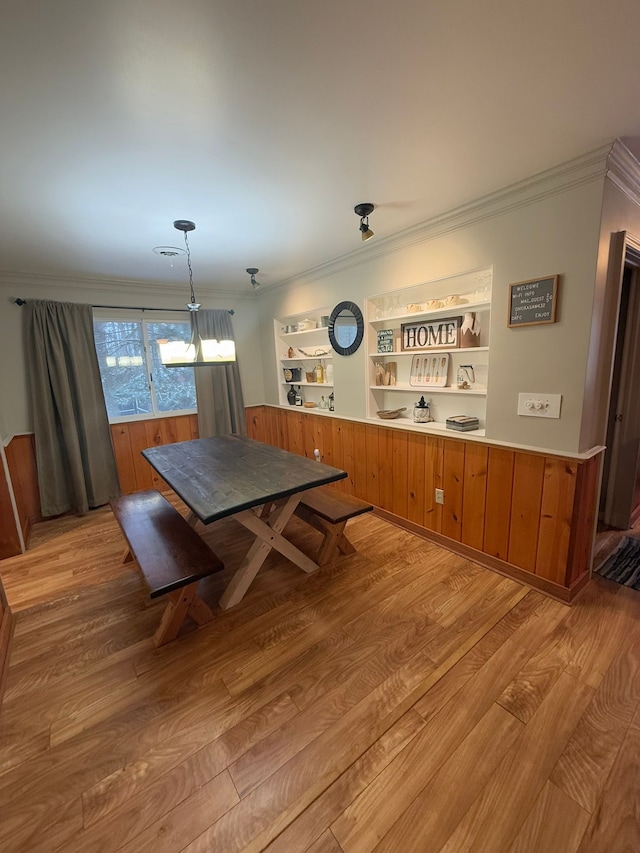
(13, 298, 234, 315)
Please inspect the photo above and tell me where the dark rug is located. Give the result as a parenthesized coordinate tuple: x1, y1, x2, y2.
(595, 536, 640, 589)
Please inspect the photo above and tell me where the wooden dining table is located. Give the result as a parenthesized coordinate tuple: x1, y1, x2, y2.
(142, 435, 347, 609)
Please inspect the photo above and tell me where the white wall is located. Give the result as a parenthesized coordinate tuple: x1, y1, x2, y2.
(256, 163, 605, 454)
(0, 277, 265, 437)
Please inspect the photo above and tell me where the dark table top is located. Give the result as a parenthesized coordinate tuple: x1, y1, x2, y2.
(142, 435, 347, 525)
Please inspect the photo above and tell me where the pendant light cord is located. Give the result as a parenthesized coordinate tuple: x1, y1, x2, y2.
(183, 230, 199, 309)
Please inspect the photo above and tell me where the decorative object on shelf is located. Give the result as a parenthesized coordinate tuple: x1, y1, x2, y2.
(318, 395, 329, 409)
(297, 318, 315, 331)
(401, 316, 461, 351)
(460, 312, 481, 348)
(329, 392, 334, 411)
(297, 347, 331, 357)
(246, 268, 261, 289)
(508, 275, 558, 327)
(377, 329, 394, 353)
(157, 220, 237, 367)
(376, 407, 407, 420)
(287, 385, 297, 405)
(315, 361, 325, 383)
(295, 387, 304, 406)
(325, 361, 333, 383)
(305, 370, 316, 382)
(410, 353, 449, 387)
(446, 415, 480, 432)
(413, 396, 433, 423)
(374, 361, 397, 386)
(354, 202, 375, 241)
(457, 364, 475, 390)
(287, 346, 295, 358)
(406, 303, 423, 313)
(283, 367, 302, 382)
(328, 300, 365, 356)
(320, 315, 330, 327)
(303, 401, 316, 408)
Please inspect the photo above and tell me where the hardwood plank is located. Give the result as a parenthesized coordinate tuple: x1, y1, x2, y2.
(550, 610, 640, 812)
(330, 637, 531, 853)
(371, 704, 523, 853)
(376, 427, 394, 512)
(576, 703, 640, 853)
(306, 830, 344, 853)
(507, 780, 590, 853)
(263, 710, 426, 853)
(439, 671, 594, 853)
(110, 424, 137, 494)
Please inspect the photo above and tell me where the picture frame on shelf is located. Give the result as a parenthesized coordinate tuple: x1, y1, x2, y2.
(409, 353, 449, 387)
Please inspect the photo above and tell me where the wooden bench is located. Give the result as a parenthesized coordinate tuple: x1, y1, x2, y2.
(294, 488, 373, 565)
(110, 490, 224, 646)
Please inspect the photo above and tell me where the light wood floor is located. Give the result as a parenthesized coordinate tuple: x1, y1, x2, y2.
(1, 501, 639, 852)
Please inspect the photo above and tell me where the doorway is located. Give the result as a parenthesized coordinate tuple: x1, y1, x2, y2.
(596, 240, 640, 564)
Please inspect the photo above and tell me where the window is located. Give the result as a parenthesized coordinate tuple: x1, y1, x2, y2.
(93, 317, 197, 421)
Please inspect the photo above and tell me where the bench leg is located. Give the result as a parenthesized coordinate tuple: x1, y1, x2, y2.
(154, 582, 201, 646)
(122, 547, 134, 564)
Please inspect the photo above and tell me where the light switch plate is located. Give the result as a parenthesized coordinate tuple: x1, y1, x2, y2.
(517, 393, 562, 418)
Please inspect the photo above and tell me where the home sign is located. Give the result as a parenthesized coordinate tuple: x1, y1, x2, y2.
(401, 317, 461, 351)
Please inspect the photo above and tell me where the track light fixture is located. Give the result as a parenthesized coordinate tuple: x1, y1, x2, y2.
(354, 203, 375, 241)
(246, 267, 261, 289)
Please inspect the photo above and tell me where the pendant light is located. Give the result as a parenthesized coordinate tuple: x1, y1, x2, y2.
(354, 203, 375, 241)
(157, 220, 236, 367)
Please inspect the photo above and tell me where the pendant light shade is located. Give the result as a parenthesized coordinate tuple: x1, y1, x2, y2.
(158, 220, 236, 367)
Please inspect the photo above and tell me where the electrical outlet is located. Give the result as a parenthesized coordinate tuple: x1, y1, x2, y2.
(435, 488, 444, 505)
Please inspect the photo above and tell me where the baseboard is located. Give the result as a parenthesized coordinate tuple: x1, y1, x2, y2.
(372, 507, 589, 604)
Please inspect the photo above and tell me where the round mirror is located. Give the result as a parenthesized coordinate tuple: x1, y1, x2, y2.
(328, 300, 364, 356)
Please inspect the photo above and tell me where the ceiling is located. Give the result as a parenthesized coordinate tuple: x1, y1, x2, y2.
(2, 1, 640, 295)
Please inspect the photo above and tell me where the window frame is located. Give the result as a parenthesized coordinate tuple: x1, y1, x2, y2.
(93, 309, 198, 424)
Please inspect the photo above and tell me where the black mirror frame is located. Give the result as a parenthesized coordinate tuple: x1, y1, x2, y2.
(328, 300, 364, 356)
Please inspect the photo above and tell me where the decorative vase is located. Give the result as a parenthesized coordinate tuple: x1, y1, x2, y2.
(287, 385, 297, 406)
(460, 312, 481, 348)
(413, 396, 432, 423)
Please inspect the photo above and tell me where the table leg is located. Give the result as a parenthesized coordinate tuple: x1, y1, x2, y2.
(219, 494, 317, 609)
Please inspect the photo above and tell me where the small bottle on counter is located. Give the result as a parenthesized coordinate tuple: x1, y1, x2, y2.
(328, 392, 334, 412)
(295, 387, 303, 406)
(287, 385, 296, 406)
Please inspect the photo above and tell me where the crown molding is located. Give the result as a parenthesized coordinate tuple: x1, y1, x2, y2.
(260, 144, 611, 295)
(606, 138, 640, 207)
(0, 269, 254, 302)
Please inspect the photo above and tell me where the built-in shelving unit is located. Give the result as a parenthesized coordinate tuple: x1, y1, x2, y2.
(364, 268, 492, 432)
(274, 309, 335, 411)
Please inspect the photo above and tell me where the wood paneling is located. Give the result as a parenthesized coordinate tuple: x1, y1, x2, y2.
(4, 434, 40, 539)
(441, 439, 465, 542)
(462, 443, 488, 551)
(508, 453, 545, 573)
(483, 448, 515, 561)
(111, 415, 199, 495)
(0, 572, 15, 713)
(0, 451, 22, 559)
(245, 406, 602, 598)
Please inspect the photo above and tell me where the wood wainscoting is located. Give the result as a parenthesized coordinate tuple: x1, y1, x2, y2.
(0, 416, 200, 557)
(245, 405, 602, 601)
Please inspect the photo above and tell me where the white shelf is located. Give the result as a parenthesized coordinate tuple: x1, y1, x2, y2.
(279, 327, 329, 338)
(369, 384, 487, 396)
(369, 300, 491, 326)
(369, 416, 486, 436)
(281, 355, 332, 362)
(368, 346, 489, 357)
(281, 381, 334, 388)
